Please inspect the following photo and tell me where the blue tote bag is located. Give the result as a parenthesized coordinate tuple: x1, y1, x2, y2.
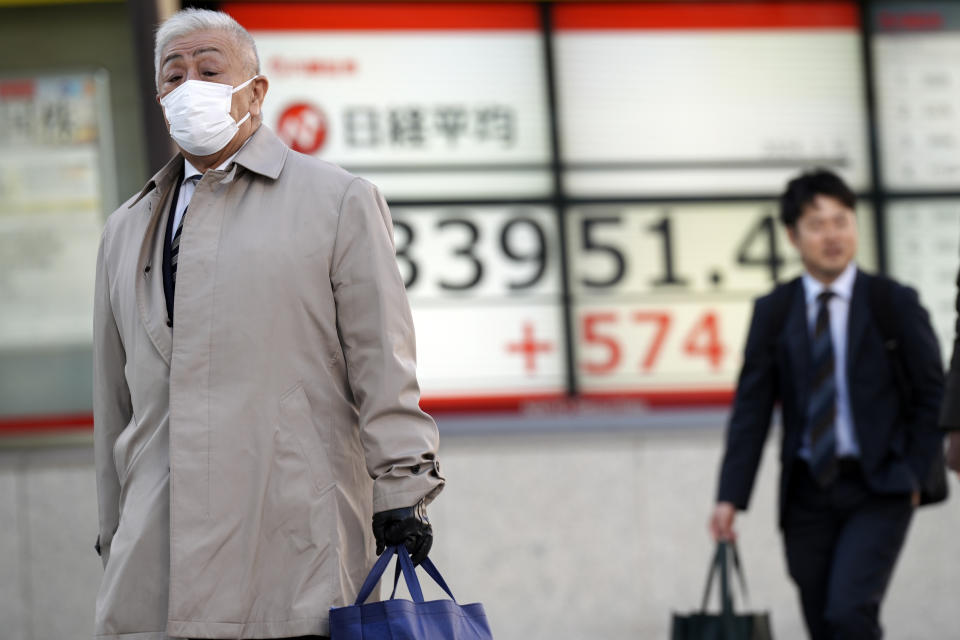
(329, 545, 492, 639)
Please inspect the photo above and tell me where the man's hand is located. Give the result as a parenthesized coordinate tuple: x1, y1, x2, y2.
(710, 502, 738, 542)
(911, 491, 921, 508)
(372, 502, 433, 565)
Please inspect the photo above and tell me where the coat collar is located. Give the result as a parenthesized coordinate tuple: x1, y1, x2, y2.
(128, 124, 289, 208)
(130, 152, 183, 207)
(233, 124, 289, 180)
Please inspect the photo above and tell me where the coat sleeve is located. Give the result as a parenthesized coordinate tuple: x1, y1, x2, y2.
(939, 266, 960, 430)
(716, 297, 779, 510)
(93, 226, 132, 568)
(896, 285, 946, 487)
(330, 178, 445, 513)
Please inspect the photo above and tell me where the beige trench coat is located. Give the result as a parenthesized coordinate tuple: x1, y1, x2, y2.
(93, 125, 444, 639)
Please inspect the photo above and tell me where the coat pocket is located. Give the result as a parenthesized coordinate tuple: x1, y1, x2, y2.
(279, 382, 335, 494)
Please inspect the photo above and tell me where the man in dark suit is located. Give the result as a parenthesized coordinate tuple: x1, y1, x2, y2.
(709, 169, 945, 639)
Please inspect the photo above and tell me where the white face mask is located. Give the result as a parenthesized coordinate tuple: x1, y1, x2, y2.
(160, 76, 257, 156)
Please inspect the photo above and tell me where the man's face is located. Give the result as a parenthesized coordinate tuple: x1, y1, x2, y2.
(156, 29, 263, 143)
(787, 194, 858, 283)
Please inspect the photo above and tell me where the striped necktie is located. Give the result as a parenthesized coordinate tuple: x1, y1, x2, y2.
(170, 174, 200, 292)
(807, 290, 838, 487)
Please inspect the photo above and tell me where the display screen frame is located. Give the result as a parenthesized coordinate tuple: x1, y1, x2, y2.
(8, 0, 959, 436)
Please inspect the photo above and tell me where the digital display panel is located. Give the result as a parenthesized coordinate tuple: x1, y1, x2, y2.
(392, 205, 567, 404)
(5, 1, 954, 438)
(225, 3, 552, 200)
(568, 202, 877, 398)
(885, 199, 959, 357)
(554, 2, 871, 196)
(873, 2, 960, 190)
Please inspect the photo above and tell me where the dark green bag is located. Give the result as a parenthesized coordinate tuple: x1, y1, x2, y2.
(671, 542, 773, 640)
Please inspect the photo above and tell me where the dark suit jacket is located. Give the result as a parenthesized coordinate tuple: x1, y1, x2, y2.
(717, 269, 945, 525)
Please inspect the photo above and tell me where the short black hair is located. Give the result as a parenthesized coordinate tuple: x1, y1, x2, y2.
(779, 168, 856, 227)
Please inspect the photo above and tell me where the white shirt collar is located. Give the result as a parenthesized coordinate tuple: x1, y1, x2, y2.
(802, 261, 857, 305)
(182, 139, 249, 182)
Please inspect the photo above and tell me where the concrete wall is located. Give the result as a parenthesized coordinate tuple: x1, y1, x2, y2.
(1, 421, 957, 639)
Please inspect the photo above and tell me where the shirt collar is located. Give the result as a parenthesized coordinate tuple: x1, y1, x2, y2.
(802, 261, 857, 306)
(182, 141, 247, 182)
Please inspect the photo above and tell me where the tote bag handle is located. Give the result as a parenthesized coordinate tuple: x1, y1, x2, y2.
(389, 550, 458, 602)
(699, 541, 753, 616)
(353, 545, 457, 606)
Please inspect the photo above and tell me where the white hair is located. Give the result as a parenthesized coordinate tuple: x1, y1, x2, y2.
(154, 8, 260, 90)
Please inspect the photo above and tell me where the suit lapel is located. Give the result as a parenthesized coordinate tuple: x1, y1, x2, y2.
(784, 279, 811, 412)
(846, 269, 869, 376)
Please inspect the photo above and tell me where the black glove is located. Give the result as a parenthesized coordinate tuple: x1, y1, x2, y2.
(372, 502, 433, 566)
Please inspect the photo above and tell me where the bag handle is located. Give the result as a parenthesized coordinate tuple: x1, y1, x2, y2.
(390, 553, 458, 603)
(419, 557, 457, 601)
(395, 545, 426, 602)
(729, 542, 752, 610)
(353, 545, 397, 605)
(355, 546, 458, 606)
(699, 543, 733, 616)
(699, 541, 752, 615)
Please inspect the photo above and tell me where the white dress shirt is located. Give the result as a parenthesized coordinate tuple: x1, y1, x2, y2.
(170, 150, 242, 242)
(799, 261, 860, 459)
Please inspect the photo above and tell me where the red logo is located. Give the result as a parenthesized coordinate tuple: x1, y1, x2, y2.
(277, 103, 328, 155)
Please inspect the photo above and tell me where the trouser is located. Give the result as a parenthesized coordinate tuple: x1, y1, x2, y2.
(782, 458, 914, 640)
(189, 637, 328, 639)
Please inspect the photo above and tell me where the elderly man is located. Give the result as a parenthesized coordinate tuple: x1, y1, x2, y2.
(93, 8, 443, 640)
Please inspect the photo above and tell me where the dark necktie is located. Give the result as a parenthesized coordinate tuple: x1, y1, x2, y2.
(170, 175, 200, 293)
(807, 290, 838, 487)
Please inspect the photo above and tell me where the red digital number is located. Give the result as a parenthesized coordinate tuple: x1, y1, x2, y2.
(632, 312, 671, 372)
(683, 311, 725, 370)
(581, 312, 621, 374)
(581, 309, 727, 376)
